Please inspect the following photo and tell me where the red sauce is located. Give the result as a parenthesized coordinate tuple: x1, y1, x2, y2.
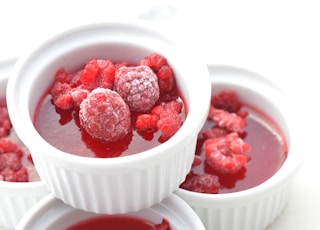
(66, 215, 170, 230)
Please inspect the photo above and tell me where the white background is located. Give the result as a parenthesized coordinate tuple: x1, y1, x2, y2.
(1, 1, 320, 229)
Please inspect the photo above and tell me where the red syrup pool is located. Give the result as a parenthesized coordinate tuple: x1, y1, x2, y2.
(33, 83, 185, 158)
(36, 95, 161, 157)
(185, 105, 287, 194)
(65, 215, 170, 230)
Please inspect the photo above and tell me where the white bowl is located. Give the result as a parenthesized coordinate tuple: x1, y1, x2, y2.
(6, 21, 211, 214)
(0, 58, 49, 230)
(16, 193, 205, 230)
(175, 65, 303, 230)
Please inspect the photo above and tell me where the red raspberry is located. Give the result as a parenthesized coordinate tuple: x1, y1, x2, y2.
(157, 64, 176, 94)
(180, 173, 220, 194)
(0, 166, 28, 182)
(140, 53, 167, 72)
(79, 59, 116, 90)
(0, 106, 11, 138)
(0, 137, 23, 157)
(70, 87, 90, 108)
(201, 126, 229, 139)
(135, 114, 159, 131)
(51, 82, 74, 110)
(0, 152, 22, 171)
(55, 68, 73, 83)
(212, 90, 242, 113)
(151, 101, 183, 139)
(204, 132, 250, 174)
(208, 105, 246, 133)
(192, 155, 202, 167)
(115, 65, 160, 112)
(79, 88, 131, 142)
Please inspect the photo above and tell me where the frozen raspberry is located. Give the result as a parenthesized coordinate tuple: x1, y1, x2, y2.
(0, 105, 11, 137)
(51, 82, 74, 110)
(140, 53, 167, 72)
(114, 65, 160, 112)
(55, 68, 73, 83)
(151, 101, 183, 139)
(0, 166, 28, 182)
(79, 59, 116, 90)
(135, 114, 159, 131)
(157, 64, 176, 94)
(201, 126, 229, 139)
(70, 87, 90, 108)
(208, 105, 246, 133)
(180, 173, 220, 194)
(0, 137, 23, 157)
(79, 88, 131, 142)
(204, 132, 250, 174)
(212, 90, 242, 113)
(0, 152, 22, 171)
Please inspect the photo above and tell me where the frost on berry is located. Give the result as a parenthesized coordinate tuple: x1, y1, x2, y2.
(208, 105, 246, 133)
(180, 173, 220, 194)
(114, 65, 160, 112)
(0, 105, 11, 138)
(151, 101, 183, 140)
(204, 132, 250, 174)
(79, 88, 131, 142)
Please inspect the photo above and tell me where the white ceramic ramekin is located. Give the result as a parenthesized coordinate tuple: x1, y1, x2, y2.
(16, 193, 205, 230)
(0, 58, 49, 230)
(6, 21, 211, 214)
(175, 65, 303, 230)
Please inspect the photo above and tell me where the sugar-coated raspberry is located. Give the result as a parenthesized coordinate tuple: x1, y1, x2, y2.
(212, 90, 242, 113)
(0, 152, 22, 171)
(135, 114, 159, 131)
(140, 53, 167, 72)
(115, 65, 160, 112)
(180, 173, 220, 194)
(208, 105, 246, 133)
(0, 166, 28, 182)
(55, 68, 73, 84)
(51, 82, 74, 110)
(204, 132, 250, 174)
(79, 88, 131, 142)
(70, 87, 90, 108)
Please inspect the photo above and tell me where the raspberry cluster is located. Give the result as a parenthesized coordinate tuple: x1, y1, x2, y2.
(0, 102, 32, 182)
(51, 53, 183, 143)
(180, 91, 251, 194)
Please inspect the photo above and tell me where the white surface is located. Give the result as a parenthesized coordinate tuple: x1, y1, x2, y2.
(0, 1, 319, 229)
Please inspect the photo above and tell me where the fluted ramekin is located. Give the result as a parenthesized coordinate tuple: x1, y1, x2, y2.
(175, 65, 303, 230)
(6, 21, 211, 214)
(0, 58, 49, 230)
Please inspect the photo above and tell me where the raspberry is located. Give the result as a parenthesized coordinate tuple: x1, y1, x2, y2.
(79, 88, 131, 142)
(201, 126, 229, 139)
(140, 53, 167, 72)
(51, 82, 74, 110)
(180, 173, 220, 194)
(212, 90, 242, 113)
(0, 166, 28, 182)
(0, 105, 11, 138)
(135, 114, 159, 131)
(0, 137, 23, 157)
(155, 218, 170, 230)
(151, 101, 183, 139)
(192, 155, 202, 167)
(0, 152, 22, 171)
(157, 64, 176, 94)
(79, 59, 116, 90)
(55, 68, 73, 83)
(204, 133, 250, 174)
(208, 105, 246, 133)
(114, 65, 160, 112)
(70, 87, 90, 108)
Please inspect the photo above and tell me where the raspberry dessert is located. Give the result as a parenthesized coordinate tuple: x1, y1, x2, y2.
(66, 215, 170, 230)
(0, 99, 39, 182)
(180, 90, 287, 194)
(34, 53, 185, 158)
